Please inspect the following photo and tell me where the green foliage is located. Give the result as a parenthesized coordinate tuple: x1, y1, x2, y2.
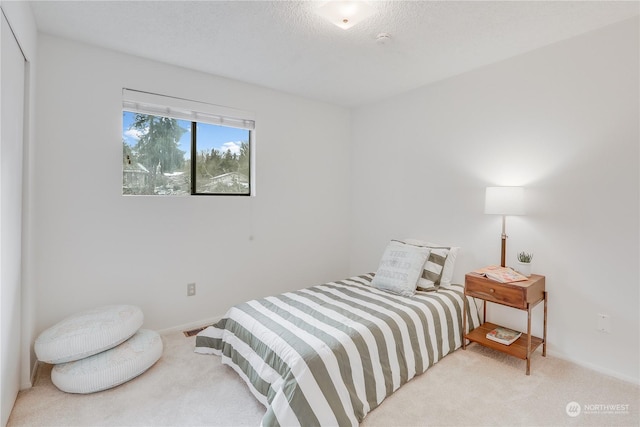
(238, 142, 250, 177)
(129, 114, 187, 192)
(123, 140, 134, 164)
(517, 251, 533, 263)
(197, 143, 249, 179)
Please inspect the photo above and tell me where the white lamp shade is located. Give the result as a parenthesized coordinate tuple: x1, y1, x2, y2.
(315, 1, 376, 30)
(485, 187, 524, 215)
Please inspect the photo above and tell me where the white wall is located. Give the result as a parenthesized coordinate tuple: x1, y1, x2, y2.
(350, 18, 639, 383)
(0, 1, 37, 424)
(33, 35, 351, 335)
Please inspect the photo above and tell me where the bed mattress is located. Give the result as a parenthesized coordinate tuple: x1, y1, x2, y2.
(195, 274, 480, 426)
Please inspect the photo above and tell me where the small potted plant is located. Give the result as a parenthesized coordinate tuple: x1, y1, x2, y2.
(517, 251, 533, 277)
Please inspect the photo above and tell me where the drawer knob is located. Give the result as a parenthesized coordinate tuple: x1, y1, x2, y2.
(489, 288, 495, 293)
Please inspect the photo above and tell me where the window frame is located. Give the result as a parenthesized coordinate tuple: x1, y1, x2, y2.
(122, 89, 255, 197)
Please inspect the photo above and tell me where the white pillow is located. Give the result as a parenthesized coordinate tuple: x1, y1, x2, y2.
(371, 241, 431, 296)
(35, 305, 144, 364)
(403, 238, 460, 288)
(51, 329, 163, 394)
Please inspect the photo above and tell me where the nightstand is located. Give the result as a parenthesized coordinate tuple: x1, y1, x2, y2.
(462, 273, 547, 375)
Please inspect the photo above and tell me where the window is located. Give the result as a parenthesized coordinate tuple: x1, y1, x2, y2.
(122, 89, 255, 196)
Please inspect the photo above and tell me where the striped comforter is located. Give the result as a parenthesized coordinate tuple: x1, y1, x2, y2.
(195, 274, 480, 426)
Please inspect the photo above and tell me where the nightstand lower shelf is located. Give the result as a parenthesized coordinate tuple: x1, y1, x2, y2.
(465, 322, 543, 360)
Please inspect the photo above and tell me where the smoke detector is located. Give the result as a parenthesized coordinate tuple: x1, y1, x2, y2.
(376, 33, 391, 45)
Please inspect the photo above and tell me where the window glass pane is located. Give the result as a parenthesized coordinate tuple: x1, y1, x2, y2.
(194, 123, 251, 195)
(122, 111, 190, 195)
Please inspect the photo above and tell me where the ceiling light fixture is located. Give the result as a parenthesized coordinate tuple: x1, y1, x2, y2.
(315, 1, 376, 30)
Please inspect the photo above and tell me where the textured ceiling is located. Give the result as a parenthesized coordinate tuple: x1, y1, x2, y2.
(30, 1, 639, 107)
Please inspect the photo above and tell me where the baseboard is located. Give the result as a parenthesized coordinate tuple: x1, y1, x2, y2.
(23, 360, 40, 389)
(547, 349, 639, 385)
(157, 316, 222, 336)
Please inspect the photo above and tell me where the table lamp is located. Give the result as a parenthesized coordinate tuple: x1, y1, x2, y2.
(485, 186, 524, 267)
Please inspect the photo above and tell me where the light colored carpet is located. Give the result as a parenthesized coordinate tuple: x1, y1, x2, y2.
(8, 331, 639, 426)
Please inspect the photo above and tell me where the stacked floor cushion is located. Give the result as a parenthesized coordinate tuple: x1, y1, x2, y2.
(35, 305, 163, 394)
(51, 329, 163, 393)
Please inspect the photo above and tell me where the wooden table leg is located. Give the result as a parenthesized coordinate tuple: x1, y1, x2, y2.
(526, 304, 532, 375)
(543, 291, 547, 357)
(462, 294, 468, 350)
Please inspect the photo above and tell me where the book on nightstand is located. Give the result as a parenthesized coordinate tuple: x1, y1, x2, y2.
(473, 265, 528, 283)
(486, 326, 522, 345)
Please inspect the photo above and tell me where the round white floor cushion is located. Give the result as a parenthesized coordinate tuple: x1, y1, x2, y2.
(35, 305, 144, 364)
(51, 329, 163, 394)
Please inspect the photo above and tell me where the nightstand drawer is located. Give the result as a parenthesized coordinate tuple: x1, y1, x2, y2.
(465, 275, 526, 309)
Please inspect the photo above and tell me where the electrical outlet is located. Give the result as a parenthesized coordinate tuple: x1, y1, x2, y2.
(187, 282, 196, 297)
(596, 313, 610, 333)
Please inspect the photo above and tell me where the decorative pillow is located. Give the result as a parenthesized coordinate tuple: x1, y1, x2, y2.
(403, 239, 460, 289)
(427, 242, 460, 287)
(417, 247, 449, 291)
(35, 305, 144, 364)
(51, 329, 163, 394)
(371, 240, 431, 296)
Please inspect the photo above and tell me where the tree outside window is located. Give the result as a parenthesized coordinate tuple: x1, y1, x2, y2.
(122, 111, 251, 196)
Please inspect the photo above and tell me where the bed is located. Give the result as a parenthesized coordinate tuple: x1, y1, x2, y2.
(195, 270, 481, 426)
